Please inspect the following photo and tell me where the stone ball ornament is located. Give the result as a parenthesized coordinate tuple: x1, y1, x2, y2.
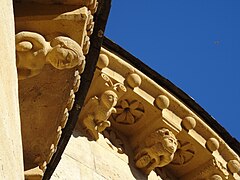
(227, 159, 240, 173)
(97, 53, 109, 69)
(155, 95, 170, 110)
(126, 73, 141, 88)
(210, 174, 222, 180)
(206, 137, 219, 152)
(181, 116, 196, 131)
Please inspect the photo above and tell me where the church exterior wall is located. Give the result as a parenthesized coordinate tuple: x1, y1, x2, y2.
(0, 0, 24, 179)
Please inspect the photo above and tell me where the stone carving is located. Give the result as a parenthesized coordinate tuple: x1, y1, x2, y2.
(112, 99, 144, 124)
(181, 116, 196, 131)
(82, 90, 118, 140)
(16, 31, 85, 80)
(155, 95, 170, 110)
(73, 70, 81, 93)
(210, 174, 223, 180)
(103, 128, 125, 154)
(171, 141, 195, 165)
(96, 54, 109, 69)
(227, 160, 240, 174)
(126, 73, 141, 88)
(206, 138, 220, 152)
(101, 73, 127, 94)
(183, 158, 230, 180)
(134, 128, 178, 174)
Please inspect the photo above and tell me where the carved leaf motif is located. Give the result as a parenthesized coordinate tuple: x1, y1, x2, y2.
(130, 108, 144, 119)
(129, 100, 139, 109)
(121, 100, 129, 109)
(112, 99, 145, 125)
(115, 111, 127, 123)
(171, 141, 195, 166)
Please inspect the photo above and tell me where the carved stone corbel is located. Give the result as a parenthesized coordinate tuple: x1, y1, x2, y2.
(82, 90, 118, 140)
(134, 128, 178, 174)
(16, 31, 85, 80)
(78, 73, 127, 140)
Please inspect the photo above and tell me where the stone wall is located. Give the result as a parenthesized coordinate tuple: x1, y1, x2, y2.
(52, 130, 162, 180)
(0, 0, 24, 179)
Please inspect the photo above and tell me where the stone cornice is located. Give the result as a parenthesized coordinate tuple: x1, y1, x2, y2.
(102, 37, 240, 157)
(77, 44, 240, 179)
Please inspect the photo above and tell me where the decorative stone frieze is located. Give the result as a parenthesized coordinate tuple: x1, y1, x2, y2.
(134, 128, 178, 174)
(90, 47, 240, 179)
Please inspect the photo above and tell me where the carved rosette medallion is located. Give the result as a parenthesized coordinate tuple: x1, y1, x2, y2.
(170, 141, 195, 166)
(112, 99, 144, 124)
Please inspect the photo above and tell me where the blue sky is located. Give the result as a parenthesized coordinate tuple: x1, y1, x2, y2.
(105, 0, 240, 141)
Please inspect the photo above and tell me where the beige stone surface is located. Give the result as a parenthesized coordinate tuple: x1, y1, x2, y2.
(0, 0, 24, 179)
(52, 131, 162, 179)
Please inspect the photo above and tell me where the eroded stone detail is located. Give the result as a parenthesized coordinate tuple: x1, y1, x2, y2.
(171, 141, 195, 165)
(134, 128, 178, 174)
(82, 90, 118, 140)
(103, 128, 125, 154)
(183, 158, 230, 180)
(16, 31, 85, 80)
(112, 99, 144, 125)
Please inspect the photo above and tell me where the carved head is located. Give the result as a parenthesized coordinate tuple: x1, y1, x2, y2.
(15, 31, 49, 80)
(46, 36, 85, 70)
(159, 128, 178, 154)
(100, 90, 118, 108)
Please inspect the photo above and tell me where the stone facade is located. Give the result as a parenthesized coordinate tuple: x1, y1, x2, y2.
(0, 0, 239, 179)
(0, 0, 24, 179)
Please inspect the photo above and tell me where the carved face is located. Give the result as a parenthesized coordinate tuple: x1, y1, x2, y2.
(46, 46, 79, 69)
(162, 136, 178, 154)
(101, 90, 118, 108)
(47, 36, 84, 70)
